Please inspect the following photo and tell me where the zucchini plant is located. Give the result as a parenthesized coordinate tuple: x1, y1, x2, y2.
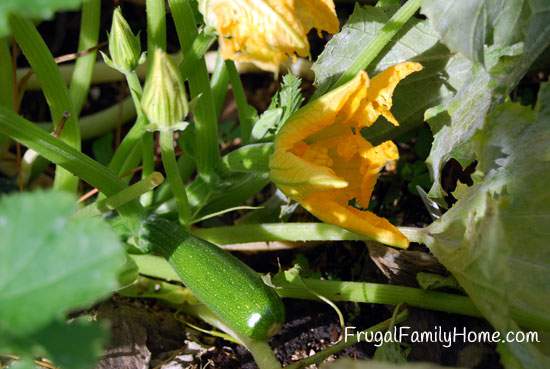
(0, 0, 549, 368)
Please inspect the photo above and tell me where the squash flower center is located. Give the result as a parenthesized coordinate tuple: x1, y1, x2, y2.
(270, 62, 422, 248)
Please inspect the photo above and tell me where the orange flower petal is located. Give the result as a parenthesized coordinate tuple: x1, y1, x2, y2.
(302, 194, 409, 248)
(200, 0, 339, 73)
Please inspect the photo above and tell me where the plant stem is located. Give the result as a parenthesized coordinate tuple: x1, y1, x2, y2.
(69, 0, 101, 114)
(141, 133, 155, 205)
(210, 53, 230, 116)
(10, 15, 80, 192)
(106, 70, 147, 178)
(0, 106, 144, 218)
(169, 0, 220, 183)
(0, 38, 13, 110)
(192, 223, 375, 244)
(160, 130, 192, 225)
(145, 0, 167, 53)
(180, 30, 217, 80)
(97, 171, 164, 211)
(124, 71, 144, 111)
(275, 276, 481, 318)
(226, 60, 256, 144)
(0, 38, 13, 151)
(240, 338, 282, 369)
(318, 0, 422, 96)
(119, 275, 196, 305)
(285, 311, 408, 369)
(108, 115, 147, 174)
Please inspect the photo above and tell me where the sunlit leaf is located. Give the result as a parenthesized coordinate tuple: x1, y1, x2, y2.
(421, 0, 528, 64)
(424, 84, 550, 368)
(0, 191, 125, 335)
(312, 5, 471, 143)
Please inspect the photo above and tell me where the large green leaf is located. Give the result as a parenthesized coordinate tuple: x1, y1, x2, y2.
(1, 319, 107, 369)
(424, 39, 539, 198)
(311, 5, 471, 143)
(421, 0, 528, 64)
(423, 84, 550, 368)
(0, 0, 83, 37)
(0, 191, 125, 335)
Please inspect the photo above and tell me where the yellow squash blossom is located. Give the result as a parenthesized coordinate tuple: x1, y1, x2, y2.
(199, 0, 339, 73)
(270, 62, 422, 248)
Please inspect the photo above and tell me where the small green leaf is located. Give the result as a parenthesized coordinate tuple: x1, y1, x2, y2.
(250, 73, 303, 142)
(373, 342, 409, 364)
(416, 272, 461, 292)
(0, 191, 125, 335)
(0, 0, 83, 37)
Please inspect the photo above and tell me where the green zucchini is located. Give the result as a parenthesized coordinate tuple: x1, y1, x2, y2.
(141, 217, 285, 340)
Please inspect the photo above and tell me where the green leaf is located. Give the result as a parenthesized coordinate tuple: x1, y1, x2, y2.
(373, 342, 409, 364)
(278, 73, 304, 125)
(0, 0, 83, 37)
(421, 0, 528, 64)
(416, 272, 461, 292)
(0, 191, 125, 335)
(250, 73, 303, 142)
(2, 319, 107, 369)
(425, 44, 523, 198)
(424, 84, 550, 368)
(312, 5, 471, 143)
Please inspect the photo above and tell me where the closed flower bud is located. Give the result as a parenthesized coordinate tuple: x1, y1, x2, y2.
(141, 49, 189, 131)
(102, 7, 143, 73)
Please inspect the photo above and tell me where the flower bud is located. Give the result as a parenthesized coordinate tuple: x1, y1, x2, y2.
(102, 7, 143, 73)
(141, 49, 189, 130)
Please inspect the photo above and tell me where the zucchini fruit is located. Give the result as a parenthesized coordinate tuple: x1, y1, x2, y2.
(141, 217, 285, 340)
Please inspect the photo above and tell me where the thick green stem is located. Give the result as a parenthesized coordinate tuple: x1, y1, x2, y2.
(169, 0, 220, 182)
(316, 0, 422, 96)
(179, 30, 216, 80)
(0, 38, 13, 151)
(69, 0, 101, 114)
(193, 223, 375, 244)
(10, 15, 80, 192)
(0, 38, 13, 110)
(226, 60, 256, 144)
(160, 130, 192, 225)
(210, 53, 230, 116)
(276, 276, 481, 319)
(240, 338, 282, 369)
(145, 0, 167, 53)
